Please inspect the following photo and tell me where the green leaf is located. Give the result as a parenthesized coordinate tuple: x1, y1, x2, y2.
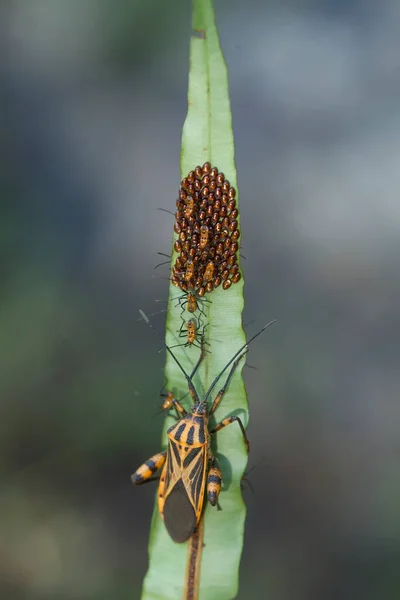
(141, 1, 249, 599)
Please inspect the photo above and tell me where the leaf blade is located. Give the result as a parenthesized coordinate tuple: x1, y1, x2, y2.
(141, 1, 248, 599)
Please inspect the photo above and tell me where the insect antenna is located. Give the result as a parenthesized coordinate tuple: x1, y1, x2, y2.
(157, 208, 175, 216)
(154, 252, 172, 270)
(136, 308, 167, 322)
(139, 309, 200, 403)
(241, 319, 256, 369)
(154, 261, 170, 270)
(203, 319, 276, 404)
(241, 456, 266, 493)
(154, 338, 206, 419)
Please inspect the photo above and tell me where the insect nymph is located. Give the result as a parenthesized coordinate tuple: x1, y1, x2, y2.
(132, 311, 272, 543)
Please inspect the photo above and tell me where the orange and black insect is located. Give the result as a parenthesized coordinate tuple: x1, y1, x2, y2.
(169, 318, 206, 351)
(153, 290, 210, 322)
(184, 259, 195, 283)
(173, 290, 210, 322)
(199, 224, 210, 249)
(132, 310, 274, 543)
(184, 196, 195, 218)
(159, 390, 177, 414)
(203, 260, 215, 283)
(184, 292, 198, 314)
(185, 319, 199, 346)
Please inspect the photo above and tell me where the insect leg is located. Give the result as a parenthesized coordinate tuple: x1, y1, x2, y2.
(209, 415, 250, 453)
(178, 319, 187, 337)
(131, 451, 167, 485)
(169, 321, 189, 349)
(158, 392, 188, 419)
(138, 309, 201, 405)
(170, 398, 187, 417)
(197, 303, 207, 320)
(157, 339, 204, 418)
(208, 350, 249, 416)
(241, 460, 264, 493)
(177, 298, 187, 317)
(153, 260, 171, 270)
(161, 337, 206, 416)
(190, 343, 205, 379)
(207, 460, 222, 507)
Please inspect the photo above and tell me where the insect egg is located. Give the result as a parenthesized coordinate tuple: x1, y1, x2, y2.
(209, 167, 218, 178)
(229, 219, 238, 232)
(222, 180, 230, 193)
(232, 272, 241, 284)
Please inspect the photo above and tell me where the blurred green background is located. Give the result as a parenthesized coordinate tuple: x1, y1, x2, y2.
(2, 1, 400, 599)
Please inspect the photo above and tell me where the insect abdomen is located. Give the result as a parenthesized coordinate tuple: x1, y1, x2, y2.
(131, 452, 166, 484)
(207, 464, 222, 506)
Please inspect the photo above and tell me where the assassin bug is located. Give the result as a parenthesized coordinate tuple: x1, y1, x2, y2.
(178, 291, 208, 320)
(184, 319, 198, 346)
(169, 289, 210, 321)
(203, 260, 215, 284)
(143, 291, 211, 327)
(184, 195, 195, 218)
(132, 310, 275, 543)
(199, 224, 210, 249)
(184, 259, 195, 283)
(169, 318, 208, 351)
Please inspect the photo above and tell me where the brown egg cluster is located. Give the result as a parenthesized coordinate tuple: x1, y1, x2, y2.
(171, 162, 241, 296)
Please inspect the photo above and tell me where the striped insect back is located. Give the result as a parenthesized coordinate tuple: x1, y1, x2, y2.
(158, 409, 209, 543)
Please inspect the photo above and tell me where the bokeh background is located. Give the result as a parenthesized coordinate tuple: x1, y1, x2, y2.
(2, 1, 400, 599)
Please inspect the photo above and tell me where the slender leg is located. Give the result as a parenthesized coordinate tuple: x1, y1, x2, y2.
(198, 303, 207, 320)
(168, 341, 207, 413)
(190, 345, 205, 379)
(169, 320, 189, 349)
(160, 393, 188, 417)
(210, 415, 250, 453)
(209, 350, 248, 416)
(153, 260, 171, 270)
(170, 398, 188, 417)
(177, 299, 187, 317)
